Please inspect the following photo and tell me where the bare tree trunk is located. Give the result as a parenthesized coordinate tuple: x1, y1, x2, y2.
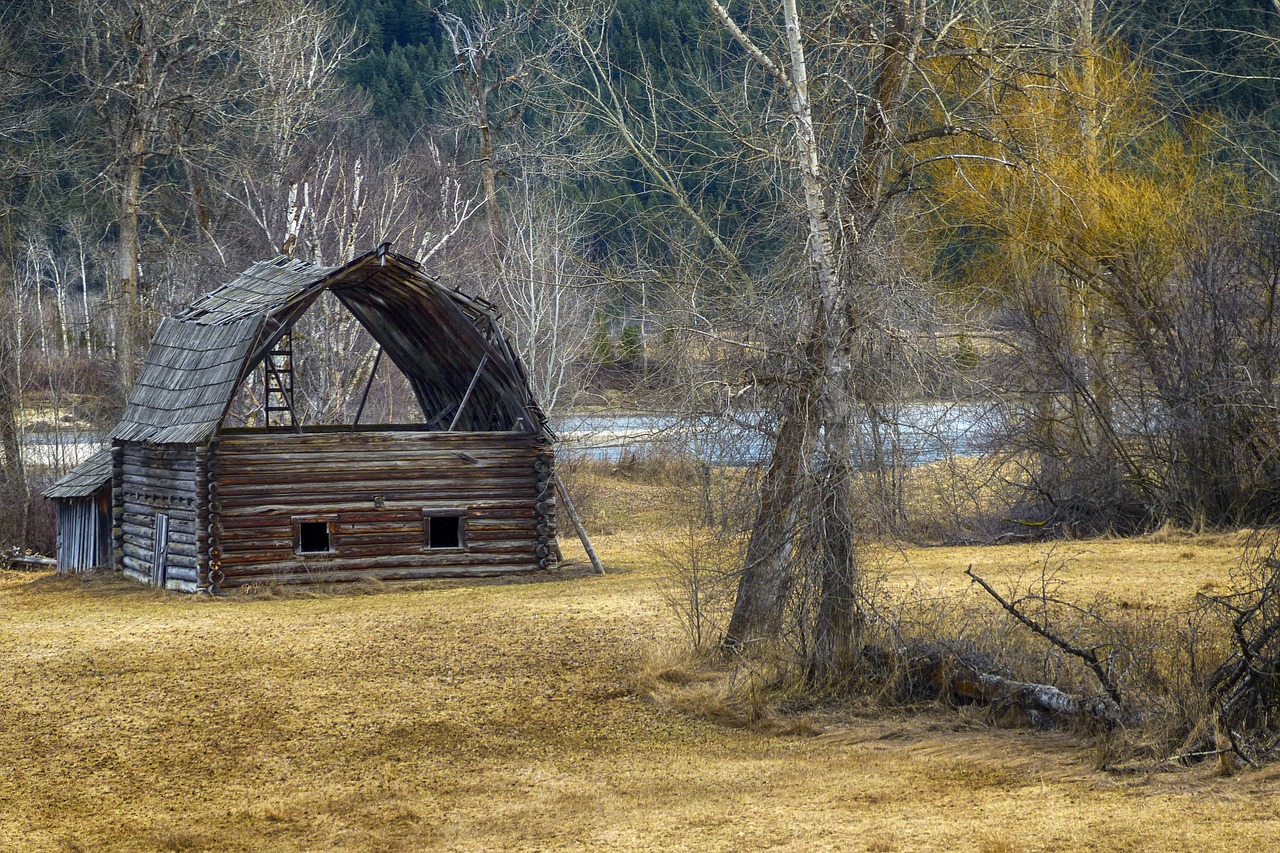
(1075, 0, 1113, 455)
(723, 383, 817, 649)
(810, 385, 864, 684)
(27, 241, 49, 358)
(470, 71, 502, 243)
(0, 245, 27, 528)
(0, 321, 22, 461)
(53, 256, 69, 356)
(438, 7, 512, 246)
(117, 147, 142, 385)
(77, 230, 93, 356)
(720, 1, 925, 677)
(715, 0, 855, 655)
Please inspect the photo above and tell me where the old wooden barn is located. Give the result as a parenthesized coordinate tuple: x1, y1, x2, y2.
(49, 247, 558, 592)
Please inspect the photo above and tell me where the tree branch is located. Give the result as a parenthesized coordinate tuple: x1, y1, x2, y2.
(965, 564, 1124, 710)
(706, 0, 791, 91)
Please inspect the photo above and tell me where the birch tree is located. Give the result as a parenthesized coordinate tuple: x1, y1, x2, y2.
(487, 183, 598, 416)
(0, 18, 44, 526)
(543, 0, 1087, 681)
(707, 0, 933, 678)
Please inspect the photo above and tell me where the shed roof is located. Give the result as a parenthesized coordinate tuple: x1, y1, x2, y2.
(44, 449, 113, 499)
(111, 248, 548, 446)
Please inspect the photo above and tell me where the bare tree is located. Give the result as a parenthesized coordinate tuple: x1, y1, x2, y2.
(0, 16, 46, 529)
(58, 0, 353, 382)
(696, 0, 1074, 680)
(539, 0, 1104, 682)
(487, 182, 598, 416)
(433, 0, 550, 243)
(927, 3, 1280, 532)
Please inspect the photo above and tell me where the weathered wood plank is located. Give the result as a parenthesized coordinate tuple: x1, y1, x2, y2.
(121, 457, 197, 474)
(121, 511, 197, 529)
(121, 510, 196, 531)
(121, 560, 150, 583)
(204, 429, 551, 585)
(218, 555, 540, 581)
(216, 442, 536, 457)
(212, 449, 536, 468)
(216, 491, 535, 509)
(124, 543, 197, 568)
(216, 564, 540, 588)
(335, 512, 422, 526)
(216, 466, 535, 490)
(120, 471, 198, 492)
(216, 539, 296, 556)
(121, 522, 198, 546)
(122, 541, 155, 563)
(215, 475, 533, 499)
(217, 545, 537, 571)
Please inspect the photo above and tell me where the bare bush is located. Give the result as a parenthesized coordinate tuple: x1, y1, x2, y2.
(650, 525, 1280, 770)
(1193, 528, 1280, 769)
(973, 154, 1280, 536)
(654, 520, 742, 652)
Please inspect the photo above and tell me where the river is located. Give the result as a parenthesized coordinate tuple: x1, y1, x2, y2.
(24, 401, 1000, 474)
(557, 401, 998, 466)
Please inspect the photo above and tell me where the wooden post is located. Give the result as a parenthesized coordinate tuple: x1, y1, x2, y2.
(448, 353, 489, 431)
(553, 472, 604, 575)
(352, 346, 383, 427)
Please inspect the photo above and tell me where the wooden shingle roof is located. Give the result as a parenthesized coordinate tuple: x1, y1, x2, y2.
(44, 449, 113, 499)
(179, 256, 337, 324)
(110, 316, 265, 444)
(110, 248, 549, 446)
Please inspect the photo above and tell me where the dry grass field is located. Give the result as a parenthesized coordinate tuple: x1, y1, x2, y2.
(4, 471, 1280, 851)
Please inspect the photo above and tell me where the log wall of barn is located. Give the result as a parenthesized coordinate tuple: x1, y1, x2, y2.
(114, 442, 201, 592)
(209, 429, 556, 588)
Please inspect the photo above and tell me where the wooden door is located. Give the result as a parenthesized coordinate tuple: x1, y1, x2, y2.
(152, 513, 170, 587)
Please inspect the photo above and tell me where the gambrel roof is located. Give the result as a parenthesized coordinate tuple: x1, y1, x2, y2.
(111, 248, 548, 445)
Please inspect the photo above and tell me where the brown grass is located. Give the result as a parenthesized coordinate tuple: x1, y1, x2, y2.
(3, 467, 1280, 851)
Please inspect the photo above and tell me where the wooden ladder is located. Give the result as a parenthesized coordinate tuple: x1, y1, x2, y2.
(263, 331, 298, 430)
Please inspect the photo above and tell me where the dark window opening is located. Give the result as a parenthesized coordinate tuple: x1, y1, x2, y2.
(427, 515, 463, 549)
(298, 521, 332, 553)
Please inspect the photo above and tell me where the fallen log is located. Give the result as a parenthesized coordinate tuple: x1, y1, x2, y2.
(880, 646, 1121, 729)
(6, 554, 56, 570)
(952, 666, 1121, 728)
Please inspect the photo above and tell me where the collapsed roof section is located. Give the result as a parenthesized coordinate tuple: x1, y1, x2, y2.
(111, 248, 548, 445)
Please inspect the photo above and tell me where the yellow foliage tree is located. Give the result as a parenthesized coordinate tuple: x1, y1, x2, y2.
(920, 30, 1277, 528)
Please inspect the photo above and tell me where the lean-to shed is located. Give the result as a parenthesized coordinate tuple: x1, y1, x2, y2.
(45, 449, 114, 572)
(89, 246, 557, 592)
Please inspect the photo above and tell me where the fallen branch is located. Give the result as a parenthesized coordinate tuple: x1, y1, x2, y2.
(7, 554, 56, 570)
(966, 565, 1124, 711)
